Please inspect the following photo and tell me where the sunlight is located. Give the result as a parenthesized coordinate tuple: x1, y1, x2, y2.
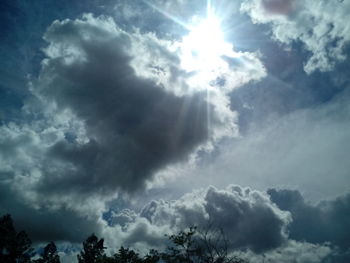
(183, 16, 225, 61)
(143, 0, 238, 88)
(180, 15, 235, 87)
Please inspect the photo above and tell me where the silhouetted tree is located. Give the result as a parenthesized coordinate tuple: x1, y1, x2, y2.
(196, 226, 246, 263)
(143, 249, 160, 263)
(0, 214, 33, 263)
(162, 227, 201, 263)
(78, 234, 106, 263)
(101, 247, 160, 263)
(33, 241, 60, 263)
(113, 246, 142, 263)
(1, 213, 247, 263)
(162, 226, 246, 263)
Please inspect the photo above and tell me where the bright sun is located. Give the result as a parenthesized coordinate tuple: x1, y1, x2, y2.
(183, 16, 226, 61)
(180, 13, 236, 87)
(145, 0, 237, 88)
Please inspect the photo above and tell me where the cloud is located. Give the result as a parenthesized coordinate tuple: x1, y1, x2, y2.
(268, 188, 350, 250)
(0, 3, 348, 263)
(23, 14, 241, 195)
(261, 0, 296, 15)
(241, 240, 331, 263)
(0, 182, 104, 243)
(120, 185, 291, 253)
(102, 185, 350, 262)
(104, 186, 350, 262)
(178, 87, 350, 201)
(241, 0, 350, 73)
(0, 12, 265, 244)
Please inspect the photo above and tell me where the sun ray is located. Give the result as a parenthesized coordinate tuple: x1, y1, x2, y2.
(143, 0, 190, 30)
(143, 0, 239, 138)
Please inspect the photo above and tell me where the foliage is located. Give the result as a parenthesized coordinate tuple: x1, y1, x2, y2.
(143, 249, 160, 263)
(77, 234, 106, 263)
(0, 214, 34, 263)
(0, 214, 247, 263)
(95, 245, 160, 263)
(33, 242, 61, 263)
(113, 246, 142, 263)
(162, 226, 246, 263)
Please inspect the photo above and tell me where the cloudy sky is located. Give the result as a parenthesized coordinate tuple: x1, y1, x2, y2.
(1, 0, 350, 262)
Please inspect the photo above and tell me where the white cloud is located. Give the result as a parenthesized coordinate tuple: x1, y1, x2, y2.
(241, 0, 350, 73)
(241, 240, 331, 263)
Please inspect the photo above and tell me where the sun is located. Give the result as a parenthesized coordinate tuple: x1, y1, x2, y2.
(183, 16, 226, 61)
(144, 0, 237, 88)
(180, 14, 234, 87)
(172, 0, 239, 89)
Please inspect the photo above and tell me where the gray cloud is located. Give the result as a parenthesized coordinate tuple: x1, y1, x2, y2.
(0, 182, 103, 243)
(268, 188, 350, 250)
(2, 4, 348, 261)
(0, 8, 268, 244)
(261, 0, 296, 15)
(104, 185, 350, 263)
(30, 14, 235, 195)
(137, 185, 290, 253)
(107, 186, 350, 262)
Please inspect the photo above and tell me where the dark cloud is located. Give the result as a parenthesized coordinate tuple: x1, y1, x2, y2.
(1, 9, 249, 244)
(114, 186, 350, 262)
(139, 185, 290, 253)
(0, 183, 102, 243)
(268, 188, 350, 250)
(203, 186, 288, 252)
(267, 188, 350, 262)
(0, 2, 349, 262)
(262, 0, 296, 15)
(33, 15, 217, 194)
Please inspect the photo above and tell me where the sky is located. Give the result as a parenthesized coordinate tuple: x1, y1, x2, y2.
(1, 0, 350, 262)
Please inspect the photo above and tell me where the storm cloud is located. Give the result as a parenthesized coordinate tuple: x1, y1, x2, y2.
(128, 185, 290, 253)
(0, 182, 103, 243)
(268, 188, 350, 249)
(102, 186, 350, 262)
(35, 15, 212, 194)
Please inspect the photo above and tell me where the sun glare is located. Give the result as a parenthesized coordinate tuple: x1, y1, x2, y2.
(180, 13, 235, 87)
(184, 17, 225, 60)
(144, 0, 238, 88)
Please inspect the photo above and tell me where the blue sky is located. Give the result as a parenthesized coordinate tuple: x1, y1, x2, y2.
(1, 0, 350, 262)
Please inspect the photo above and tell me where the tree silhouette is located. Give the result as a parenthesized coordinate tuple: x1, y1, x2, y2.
(0, 214, 33, 263)
(143, 249, 160, 263)
(196, 226, 246, 263)
(99, 246, 161, 263)
(34, 241, 61, 263)
(162, 226, 246, 263)
(77, 234, 106, 263)
(162, 226, 200, 263)
(113, 246, 142, 263)
(0, 214, 247, 263)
